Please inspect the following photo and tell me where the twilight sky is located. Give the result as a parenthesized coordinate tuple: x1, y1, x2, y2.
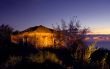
(0, 0, 110, 34)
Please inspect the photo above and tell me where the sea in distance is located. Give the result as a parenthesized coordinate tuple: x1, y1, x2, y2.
(84, 35, 110, 50)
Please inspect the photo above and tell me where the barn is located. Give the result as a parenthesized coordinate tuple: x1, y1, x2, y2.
(11, 25, 59, 48)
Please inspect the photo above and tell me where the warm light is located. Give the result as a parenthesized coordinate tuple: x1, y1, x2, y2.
(11, 32, 55, 48)
(89, 28, 110, 34)
(84, 37, 90, 41)
(11, 25, 59, 48)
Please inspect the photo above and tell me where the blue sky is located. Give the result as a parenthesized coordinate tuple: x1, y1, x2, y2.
(0, 0, 110, 34)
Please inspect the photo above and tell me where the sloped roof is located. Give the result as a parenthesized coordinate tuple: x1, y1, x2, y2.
(20, 25, 55, 33)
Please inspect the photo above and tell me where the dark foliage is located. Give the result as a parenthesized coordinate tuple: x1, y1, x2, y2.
(90, 48, 109, 64)
(0, 24, 110, 69)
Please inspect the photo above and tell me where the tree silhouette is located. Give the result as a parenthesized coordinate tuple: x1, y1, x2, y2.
(53, 17, 89, 63)
(90, 48, 109, 69)
(12, 30, 20, 35)
(53, 16, 89, 47)
(90, 48, 108, 63)
(0, 24, 13, 45)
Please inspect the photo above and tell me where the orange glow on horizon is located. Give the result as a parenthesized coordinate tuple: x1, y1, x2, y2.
(87, 28, 110, 34)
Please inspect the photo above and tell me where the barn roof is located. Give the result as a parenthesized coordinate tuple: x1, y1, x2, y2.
(21, 25, 54, 33)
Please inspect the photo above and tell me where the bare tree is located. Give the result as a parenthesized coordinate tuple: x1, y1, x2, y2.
(53, 17, 88, 47)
